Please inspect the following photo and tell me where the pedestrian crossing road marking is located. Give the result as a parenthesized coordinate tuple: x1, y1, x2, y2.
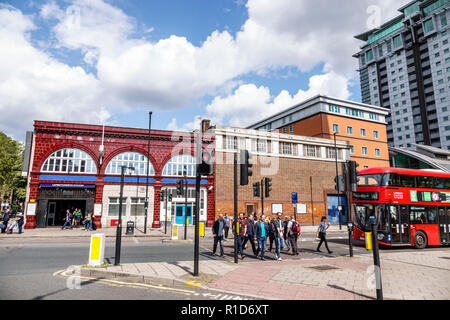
(186, 280, 202, 288)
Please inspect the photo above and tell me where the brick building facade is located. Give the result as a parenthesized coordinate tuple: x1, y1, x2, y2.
(213, 126, 350, 225)
(23, 121, 215, 229)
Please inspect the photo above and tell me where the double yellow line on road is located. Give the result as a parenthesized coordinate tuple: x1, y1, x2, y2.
(53, 268, 195, 296)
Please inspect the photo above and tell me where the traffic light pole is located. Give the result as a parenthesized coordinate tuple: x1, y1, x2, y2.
(344, 162, 353, 257)
(371, 217, 383, 300)
(234, 152, 238, 264)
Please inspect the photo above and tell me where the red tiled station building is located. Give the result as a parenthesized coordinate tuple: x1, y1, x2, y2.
(24, 121, 215, 229)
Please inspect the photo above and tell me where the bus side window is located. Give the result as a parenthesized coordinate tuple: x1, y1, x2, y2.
(444, 178, 450, 189)
(434, 178, 444, 189)
(401, 175, 416, 188)
(427, 207, 437, 224)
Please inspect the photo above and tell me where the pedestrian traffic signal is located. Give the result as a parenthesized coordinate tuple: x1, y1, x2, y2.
(199, 150, 213, 175)
(176, 179, 184, 195)
(348, 161, 360, 192)
(264, 177, 272, 198)
(240, 149, 253, 186)
(253, 182, 260, 197)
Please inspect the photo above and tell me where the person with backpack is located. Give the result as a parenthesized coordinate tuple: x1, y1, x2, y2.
(255, 215, 270, 260)
(316, 216, 333, 254)
(286, 216, 300, 256)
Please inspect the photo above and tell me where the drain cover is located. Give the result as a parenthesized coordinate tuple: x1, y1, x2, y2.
(307, 265, 341, 271)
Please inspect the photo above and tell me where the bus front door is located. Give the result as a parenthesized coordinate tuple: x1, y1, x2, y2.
(390, 205, 410, 244)
(438, 207, 449, 245)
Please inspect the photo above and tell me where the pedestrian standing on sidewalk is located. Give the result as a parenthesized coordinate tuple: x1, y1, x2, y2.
(84, 212, 93, 231)
(268, 216, 276, 252)
(1, 208, 10, 234)
(273, 213, 284, 261)
(237, 213, 247, 259)
(283, 216, 290, 251)
(212, 214, 225, 257)
(255, 215, 269, 260)
(17, 213, 24, 234)
(286, 216, 300, 256)
(224, 214, 230, 239)
(316, 216, 333, 254)
(61, 209, 73, 230)
(243, 214, 257, 256)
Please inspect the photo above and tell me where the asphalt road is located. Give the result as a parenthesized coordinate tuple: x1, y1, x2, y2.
(0, 239, 225, 300)
(1, 232, 446, 300)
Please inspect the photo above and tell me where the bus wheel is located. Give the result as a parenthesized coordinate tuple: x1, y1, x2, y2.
(414, 231, 427, 249)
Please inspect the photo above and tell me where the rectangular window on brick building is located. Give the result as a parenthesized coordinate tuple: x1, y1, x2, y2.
(109, 198, 127, 216)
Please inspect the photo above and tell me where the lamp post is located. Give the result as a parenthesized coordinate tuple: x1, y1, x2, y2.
(114, 165, 134, 266)
(183, 166, 188, 240)
(334, 132, 342, 230)
(144, 112, 152, 234)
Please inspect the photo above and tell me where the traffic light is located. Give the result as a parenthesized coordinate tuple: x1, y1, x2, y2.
(253, 182, 260, 197)
(198, 150, 213, 175)
(159, 190, 165, 202)
(240, 149, 253, 186)
(264, 177, 272, 198)
(168, 194, 173, 202)
(348, 161, 360, 192)
(176, 179, 184, 196)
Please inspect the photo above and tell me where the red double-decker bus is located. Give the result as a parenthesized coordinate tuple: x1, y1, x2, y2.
(352, 167, 450, 249)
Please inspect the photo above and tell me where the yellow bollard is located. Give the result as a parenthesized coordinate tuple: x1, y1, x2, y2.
(199, 222, 205, 237)
(88, 234, 105, 267)
(365, 232, 373, 250)
(172, 225, 178, 240)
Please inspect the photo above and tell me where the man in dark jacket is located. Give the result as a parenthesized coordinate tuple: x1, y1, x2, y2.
(212, 214, 225, 257)
(1, 209, 10, 234)
(255, 215, 270, 260)
(243, 214, 257, 256)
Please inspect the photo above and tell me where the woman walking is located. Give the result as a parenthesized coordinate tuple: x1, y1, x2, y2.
(316, 216, 333, 254)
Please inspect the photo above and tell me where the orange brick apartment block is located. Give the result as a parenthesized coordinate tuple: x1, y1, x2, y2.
(247, 95, 390, 169)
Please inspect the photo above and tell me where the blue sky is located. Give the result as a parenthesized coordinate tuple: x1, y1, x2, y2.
(0, 0, 408, 139)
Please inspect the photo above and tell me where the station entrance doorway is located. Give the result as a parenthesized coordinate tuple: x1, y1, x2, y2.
(36, 185, 95, 228)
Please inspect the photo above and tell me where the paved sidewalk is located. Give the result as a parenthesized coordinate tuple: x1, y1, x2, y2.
(2, 224, 343, 240)
(78, 248, 450, 300)
(1, 226, 169, 239)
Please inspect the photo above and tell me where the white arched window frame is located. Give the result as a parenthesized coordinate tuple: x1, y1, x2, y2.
(41, 148, 97, 174)
(105, 152, 154, 175)
(162, 155, 196, 177)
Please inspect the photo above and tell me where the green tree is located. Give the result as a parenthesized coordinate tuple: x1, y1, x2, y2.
(0, 132, 27, 206)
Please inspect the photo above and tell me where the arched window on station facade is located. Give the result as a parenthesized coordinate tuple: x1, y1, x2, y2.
(41, 148, 97, 174)
(162, 154, 196, 177)
(105, 152, 154, 175)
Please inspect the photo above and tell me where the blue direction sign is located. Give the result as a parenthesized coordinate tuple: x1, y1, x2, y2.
(292, 192, 298, 204)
